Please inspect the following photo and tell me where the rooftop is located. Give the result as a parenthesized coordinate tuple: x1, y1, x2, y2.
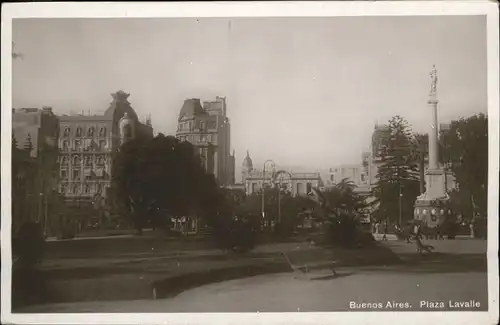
(179, 98, 206, 120)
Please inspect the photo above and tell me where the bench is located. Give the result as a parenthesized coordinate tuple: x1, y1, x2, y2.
(281, 252, 338, 278)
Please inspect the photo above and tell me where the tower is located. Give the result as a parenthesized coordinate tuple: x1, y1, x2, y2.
(242, 150, 253, 183)
(414, 65, 451, 228)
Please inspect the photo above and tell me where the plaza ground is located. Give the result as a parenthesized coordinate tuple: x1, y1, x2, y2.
(13, 237, 488, 313)
(20, 270, 487, 313)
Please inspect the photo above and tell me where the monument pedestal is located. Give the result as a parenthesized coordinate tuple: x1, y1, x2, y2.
(414, 168, 451, 228)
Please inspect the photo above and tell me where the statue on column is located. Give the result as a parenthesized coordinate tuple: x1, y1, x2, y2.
(430, 65, 438, 95)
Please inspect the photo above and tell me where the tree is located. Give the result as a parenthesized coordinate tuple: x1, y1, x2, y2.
(439, 113, 488, 219)
(374, 116, 420, 225)
(12, 134, 38, 234)
(410, 133, 428, 194)
(306, 184, 373, 248)
(328, 178, 367, 214)
(111, 134, 221, 233)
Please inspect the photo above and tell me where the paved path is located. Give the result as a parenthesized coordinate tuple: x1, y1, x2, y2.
(19, 270, 487, 313)
(382, 238, 486, 254)
(373, 234, 473, 242)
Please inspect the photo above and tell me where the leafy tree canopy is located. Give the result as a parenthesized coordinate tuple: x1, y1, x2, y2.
(111, 134, 221, 230)
(440, 113, 488, 217)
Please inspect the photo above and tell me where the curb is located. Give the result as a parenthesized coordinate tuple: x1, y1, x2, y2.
(151, 261, 292, 299)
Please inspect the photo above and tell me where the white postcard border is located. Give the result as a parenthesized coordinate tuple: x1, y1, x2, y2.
(1, 2, 498, 325)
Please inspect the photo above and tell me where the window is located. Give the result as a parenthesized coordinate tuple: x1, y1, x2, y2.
(73, 184, 80, 194)
(200, 155, 206, 169)
(62, 141, 69, 151)
(200, 121, 206, 132)
(99, 127, 107, 137)
(74, 140, 81, 151)
(306, 183, 312, 194)
(252, 183, 257, 193)
(330, 174, 334, 182)
(200, 135, 207, 143)
(361, 174, 366, 183)
(88, 127, 95, 137)
(99, 140, 106, 150)
(73, 170, 81, 180)
(76, 127, 82, 137)
(63, 128, 70, 137)
(72, 155, 81, 165)
(61, 170, 68, 179)
(296, 183, 303, 195)
(96, 156, 105, 165)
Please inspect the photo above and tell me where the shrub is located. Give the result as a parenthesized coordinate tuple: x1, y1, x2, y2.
(58, 224, 76, 240)
(358, 231, 376, 246)
(273, 221, 295, 238)
(213, 216, 256, 253)
(13, 221, 45, 266)
(324, 215, 373, 249)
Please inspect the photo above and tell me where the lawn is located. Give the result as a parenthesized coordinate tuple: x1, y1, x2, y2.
(12, 235, 407, 310)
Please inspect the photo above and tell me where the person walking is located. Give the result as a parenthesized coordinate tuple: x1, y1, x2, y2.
(382, 221, 388, 241)
(436, 225, 444, 240)
(415, 223, 422, 240)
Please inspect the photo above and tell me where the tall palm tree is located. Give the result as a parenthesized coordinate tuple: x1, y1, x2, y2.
(335, 178, 356, 193)
(410, 133, 428, 194)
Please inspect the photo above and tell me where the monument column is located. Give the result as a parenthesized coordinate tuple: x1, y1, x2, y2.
(428, 93, 439, 170)
(414, 65, 451, 228)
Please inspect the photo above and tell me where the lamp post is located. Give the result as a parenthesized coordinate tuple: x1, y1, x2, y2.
(261, 160, 275, 229)
(399, 183, 404, 226)
(38, 192, 43, 223)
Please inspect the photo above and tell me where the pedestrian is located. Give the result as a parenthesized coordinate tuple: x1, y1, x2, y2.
(415, 224, 422, 240)
(382, 221, 388, 241)
(436, 225, 444, 240)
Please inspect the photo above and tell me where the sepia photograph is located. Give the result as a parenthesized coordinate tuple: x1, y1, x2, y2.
(1, 2, 499, 325)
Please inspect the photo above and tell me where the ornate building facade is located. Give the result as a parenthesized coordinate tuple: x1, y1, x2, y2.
(57, 91, 153, 203)
(175, 96, 235, 185)
(241, 151, 322, 197)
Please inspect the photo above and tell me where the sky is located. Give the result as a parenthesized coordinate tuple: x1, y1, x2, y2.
(12, 16, 487, 178)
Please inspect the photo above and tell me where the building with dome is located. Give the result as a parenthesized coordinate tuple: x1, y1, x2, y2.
(176, 96, 235, 185)
(57, 90, 153, 204)
(241, 151, 322, 197)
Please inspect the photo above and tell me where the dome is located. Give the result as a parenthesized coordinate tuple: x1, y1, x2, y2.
(119, 112, 133, 126)
(179, 98, 205, 120)
(119, 112, 135, 141)
(242, 150, 253, 171)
